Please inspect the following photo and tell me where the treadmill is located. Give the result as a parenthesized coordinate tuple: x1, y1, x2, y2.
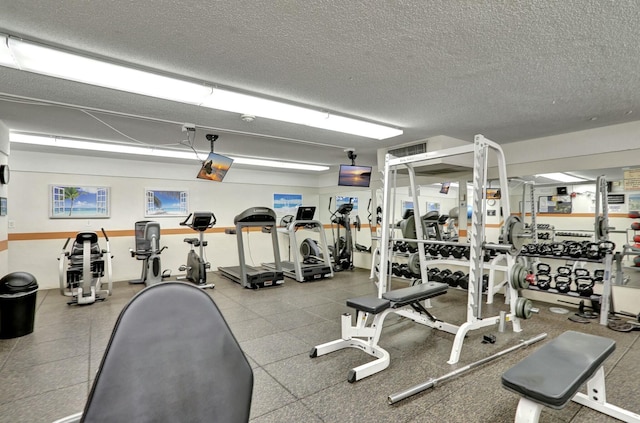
(264, 206, 334, 282)
(218, 207, 284, 289)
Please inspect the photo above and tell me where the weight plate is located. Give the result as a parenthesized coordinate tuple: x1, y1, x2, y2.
(510, 263, 521, 289)
(515, 297, 534, 319)
(407, 253, 421, 276)
(596, 215, 607, 240)
(504, 215, 525, 251)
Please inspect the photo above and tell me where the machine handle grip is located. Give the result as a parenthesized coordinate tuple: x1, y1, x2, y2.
(179, 213, 193, 226)
(101, 228, 109, 241)
(209, 213, 217, 227)
(63, 237, 71, 249)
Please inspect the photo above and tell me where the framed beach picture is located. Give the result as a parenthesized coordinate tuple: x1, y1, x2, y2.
(273, 193, 303, 217)
(145, 189, 189, 217)
(50, 185, 110, 218)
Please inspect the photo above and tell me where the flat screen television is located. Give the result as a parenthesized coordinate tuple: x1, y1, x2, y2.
(440, 182, 451, 194)
(196, 152, 234, 182)
(338, 164, 372, 187)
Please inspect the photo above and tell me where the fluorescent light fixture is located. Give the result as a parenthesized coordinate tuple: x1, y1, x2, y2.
(0, 34, 403, 140)
(228, 156, 328, 171)
(7, 37, 213, 105)
(535, 173, 587, 183)
(0, 34, 17, 68)
(10, 133, 330, 171)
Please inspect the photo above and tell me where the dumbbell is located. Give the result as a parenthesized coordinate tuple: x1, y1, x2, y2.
(391, 263, 402, 276)
(392, 241, 401, 251)
(399, 264, 412, 278)
(439, 245, 452, 258)
(397, 242, 409, 253)
(427, 244, 441, 257)
(550, 242, 566, 257)
(450, 246, 465, 259)
(575, 276, 595, 297)
(427, 267, 440, 281)
(458, 274, 469, 290)
(407, 244, 418, 253)
(432, 269, 452, 283)
(444, 270, 465, 287)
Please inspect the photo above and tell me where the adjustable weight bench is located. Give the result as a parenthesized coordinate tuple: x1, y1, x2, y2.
(502, 330, 640, 422)
(311, 281, 457, 382)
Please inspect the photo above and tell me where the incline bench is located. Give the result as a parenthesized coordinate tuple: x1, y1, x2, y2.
(502, 330, 640, 422)
(311, 281, 456, 382)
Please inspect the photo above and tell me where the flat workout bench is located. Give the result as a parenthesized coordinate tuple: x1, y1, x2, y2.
(502, 330, 640, 422)
(311, 281, 455, 382)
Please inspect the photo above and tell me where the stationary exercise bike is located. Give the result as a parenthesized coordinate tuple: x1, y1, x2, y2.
(129, 220, 170, 286)
(58, 228, 113, 305)
(328, 198, 355, 271)
(178, 212, 216, 289)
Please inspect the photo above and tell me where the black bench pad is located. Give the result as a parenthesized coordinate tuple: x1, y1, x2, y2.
(502, 331, 615, 409)
(382, 282, 448, 307)
(346, 296, 391, 314)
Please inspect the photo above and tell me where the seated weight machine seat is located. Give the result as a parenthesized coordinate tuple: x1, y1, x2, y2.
(53, 282, 253, 423)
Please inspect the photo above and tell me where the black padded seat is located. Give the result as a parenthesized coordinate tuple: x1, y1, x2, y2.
(502, 331, 615, 409)
(423, 211, 439, 221)
(81, 282, 253, 422)
(382, 282, 448, 307)
(346, 295, 391, 314)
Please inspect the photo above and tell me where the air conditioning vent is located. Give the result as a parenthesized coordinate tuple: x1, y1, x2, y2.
(388, 142, 427, 158)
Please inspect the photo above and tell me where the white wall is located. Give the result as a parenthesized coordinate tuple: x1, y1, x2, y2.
(9, 150, 322, 290)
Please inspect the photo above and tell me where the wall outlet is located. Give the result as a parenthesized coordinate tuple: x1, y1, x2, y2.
(8, 219, 15, 229)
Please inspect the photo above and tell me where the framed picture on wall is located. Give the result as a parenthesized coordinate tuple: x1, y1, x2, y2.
(50, 185, 110, 218)
(144, 189, 189, 217)
(0, 197, 6, 216)
(273, 193, 303, 217)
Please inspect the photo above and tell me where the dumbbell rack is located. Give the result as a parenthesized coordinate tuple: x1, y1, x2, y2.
(426, 254, 509, 304)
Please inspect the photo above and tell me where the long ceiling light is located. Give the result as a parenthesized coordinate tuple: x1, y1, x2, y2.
(0, 34, 403, 140)
(10, 133, 330, 171)
(535, 173, 587, 183)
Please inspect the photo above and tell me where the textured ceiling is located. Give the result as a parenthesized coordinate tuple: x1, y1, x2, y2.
(0, 1, 638, 170)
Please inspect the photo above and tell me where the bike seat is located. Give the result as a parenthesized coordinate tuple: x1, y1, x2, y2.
(183, 238, 199, 245)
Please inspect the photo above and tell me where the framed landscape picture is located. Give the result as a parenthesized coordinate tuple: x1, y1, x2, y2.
(145, 189, 189, 217)
(50, 185, 110, 218)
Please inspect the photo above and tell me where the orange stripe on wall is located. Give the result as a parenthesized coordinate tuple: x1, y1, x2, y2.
(0, 239, 7, 251)
(515, 213, 629, 218)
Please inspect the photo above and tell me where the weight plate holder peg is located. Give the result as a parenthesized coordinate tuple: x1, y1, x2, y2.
(510, 263, 531, 290)
(515, 297, 539, 319)
(503, 215, 526, 252)
(596, 215, 609, 240)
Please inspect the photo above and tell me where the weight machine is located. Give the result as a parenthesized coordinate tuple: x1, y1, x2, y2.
(129, 220, 169, 286)
(377, 134, 533, 364)
(58, 229, 113, 305)
(328, 198, 355, 271)
(178, 212, 216, 289)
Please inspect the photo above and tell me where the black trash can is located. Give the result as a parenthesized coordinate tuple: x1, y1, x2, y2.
(0, 272, 39, 339)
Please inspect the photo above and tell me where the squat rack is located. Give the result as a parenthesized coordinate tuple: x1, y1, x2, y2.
(377, 134, 526, 364)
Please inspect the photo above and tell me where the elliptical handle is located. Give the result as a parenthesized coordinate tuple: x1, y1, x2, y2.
(63, 237, 71, 250)
(179, 213, 193, 226)
(209, 212, 217, 227)
(101, 228, 109, 242)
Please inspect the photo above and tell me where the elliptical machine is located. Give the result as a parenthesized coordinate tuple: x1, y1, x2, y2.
(178, 212, 216, 289)
(129, 220, 169, 286)
(58, 228, 113, 305)
(328, 198, 354, 271)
